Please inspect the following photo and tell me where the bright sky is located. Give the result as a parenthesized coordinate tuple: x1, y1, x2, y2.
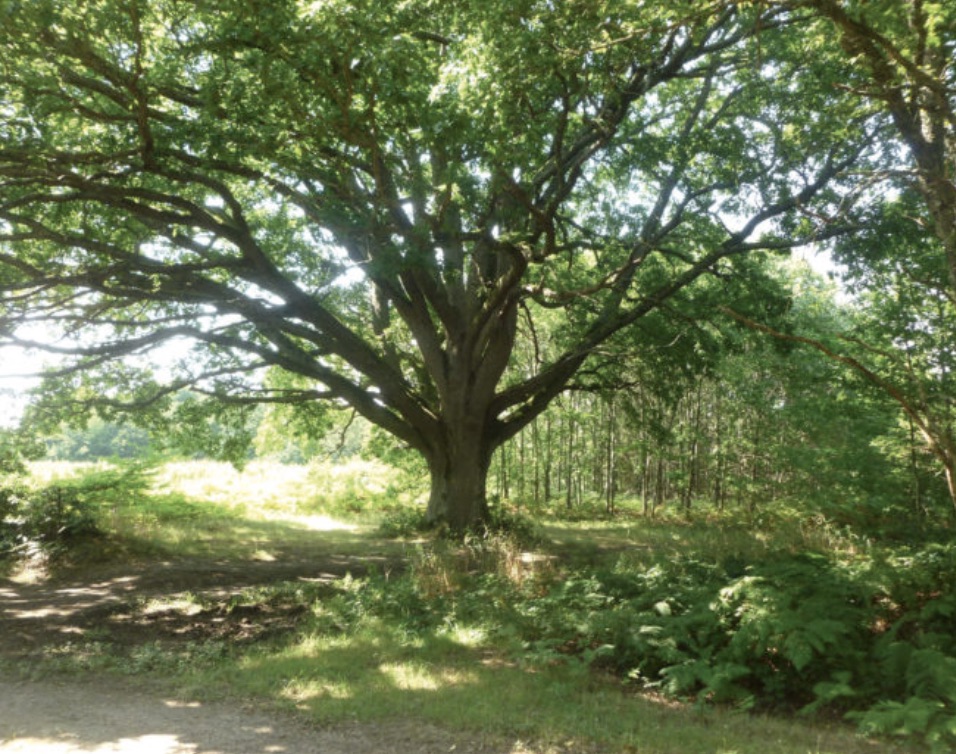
(0, 352, 47, 428)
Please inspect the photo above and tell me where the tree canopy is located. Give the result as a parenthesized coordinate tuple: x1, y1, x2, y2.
(0, 0, 882, 529)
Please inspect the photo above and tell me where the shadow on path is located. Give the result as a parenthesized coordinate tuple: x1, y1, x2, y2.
(0, 528, 403, 659)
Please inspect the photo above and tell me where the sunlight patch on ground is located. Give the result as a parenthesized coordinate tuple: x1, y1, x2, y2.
(443, 625, 486, 647)
(8, 578, 140, 619)
(0, 735, 195, 753)
(281, 513, 360, 532)
(141, 596, 203, 617)
(379, 662, 478, 692)
(9, 606, 86, 619)
(8, 559, 50, 585)
(161, 700, 202, 709)
(281, 676, 354, 702)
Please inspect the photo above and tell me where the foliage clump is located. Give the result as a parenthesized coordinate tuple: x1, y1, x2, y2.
(0, 464, 151, 562)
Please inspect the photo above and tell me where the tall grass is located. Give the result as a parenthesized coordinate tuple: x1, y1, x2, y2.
(154, 458, 426, 520)
(18, 458, 421, 562)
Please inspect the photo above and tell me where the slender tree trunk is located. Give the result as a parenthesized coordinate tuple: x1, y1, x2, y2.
(944, 459, 956, 520)
(655, 455, 665, 512)
(502, 442, 510, 500)
(517, 429, 526, 502)
(640, 389, 650, 516)
(592, 400, 603, 496)
(749, 415, 760, 516)
(544, 412, 553, 502)
(565, 410, 575, 511)
(713, 383, 725, 511)
(688, 380, 703, 510)
(605, 396, 616, 515)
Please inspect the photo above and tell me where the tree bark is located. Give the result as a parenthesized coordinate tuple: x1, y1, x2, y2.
(424, 421, 494, 531)
(605, 396, 616, 515)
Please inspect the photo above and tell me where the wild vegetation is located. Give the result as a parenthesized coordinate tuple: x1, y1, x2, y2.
(0, 452, 953, 753)
(4, 251, 956, 751)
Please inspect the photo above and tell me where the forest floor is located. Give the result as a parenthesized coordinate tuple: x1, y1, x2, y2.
(0, 540, 549, 754)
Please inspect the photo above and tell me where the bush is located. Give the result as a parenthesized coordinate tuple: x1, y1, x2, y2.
(854, 647, 956, 754)
(1, 481, 100, 557)
(1, 463, 152, 559)
(467, 546, 956, 748)
(262, 535, 956, 751)
(377, 506, 429, 538)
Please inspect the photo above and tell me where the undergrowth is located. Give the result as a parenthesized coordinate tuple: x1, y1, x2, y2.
(5, 460, 951, 751)
(243, 534, 956, 752)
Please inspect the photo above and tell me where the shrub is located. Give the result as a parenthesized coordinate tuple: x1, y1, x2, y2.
(377, 506, 429, 538)
(443, 545, 953, 746)
(854, 647, 956, 754)
(1, 463, 152, 559)
(1, 480, 100, 558)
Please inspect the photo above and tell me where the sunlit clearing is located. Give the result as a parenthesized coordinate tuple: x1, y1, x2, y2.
(441, 625, 486, 647)
(282, 514, 359, 531)
(154, 460, 310, 512)
(26, 460, 112, 484)
(151, 458, 412, 520)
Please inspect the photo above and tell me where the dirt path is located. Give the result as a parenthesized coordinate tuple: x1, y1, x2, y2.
(0, 544, 540, 754)
(0, 675, 505, 753)
(0, 551, 393, 659)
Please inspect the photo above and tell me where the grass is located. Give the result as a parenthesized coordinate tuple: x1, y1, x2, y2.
(540, 507, 863, 571)
(187, 613, 912, 754)
(5, 460, 931, 753)
(21, 458, 415, 562)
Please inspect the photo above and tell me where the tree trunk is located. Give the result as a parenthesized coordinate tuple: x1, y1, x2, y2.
(565, 405, 575, 511)
(424, 423, 493, 531)
(517, 429, 526, 502)
(497, 442, 510, 501)
(944, 458, 956, 520)
(713, 383, 725, 511)
(605, 396, 616, 515)
(543, 412, 553, 502)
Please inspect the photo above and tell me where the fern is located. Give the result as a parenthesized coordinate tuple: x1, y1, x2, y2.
(852, 646, 956, 752)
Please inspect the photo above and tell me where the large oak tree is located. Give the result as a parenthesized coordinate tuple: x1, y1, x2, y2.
(0, 0, 862, 529)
